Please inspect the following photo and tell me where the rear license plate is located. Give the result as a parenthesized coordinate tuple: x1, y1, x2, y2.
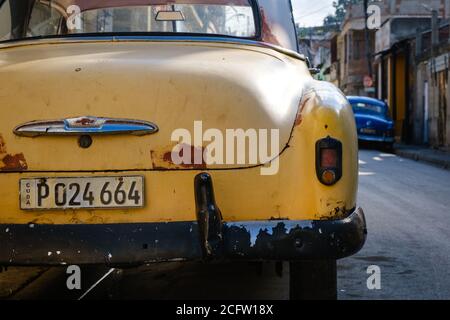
(20, 176, 144, 210)
(360, 128, 377, 134)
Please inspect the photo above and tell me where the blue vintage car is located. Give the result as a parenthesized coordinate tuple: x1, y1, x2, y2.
(347, 96, 395, 149)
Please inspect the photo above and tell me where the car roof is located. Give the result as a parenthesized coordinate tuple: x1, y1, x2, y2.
(347, 96, 387, 107)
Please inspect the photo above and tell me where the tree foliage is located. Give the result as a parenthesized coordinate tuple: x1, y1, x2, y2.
(323, 0, 363, 28)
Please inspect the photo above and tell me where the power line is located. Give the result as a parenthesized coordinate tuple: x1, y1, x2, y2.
(295, 4, 334, 19)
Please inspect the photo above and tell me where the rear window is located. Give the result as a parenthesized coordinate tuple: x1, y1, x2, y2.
(0, 0, 257, 42)
(351, 102, 387, 117)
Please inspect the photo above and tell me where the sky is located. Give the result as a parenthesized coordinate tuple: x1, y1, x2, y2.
(292, 0, 336, 27)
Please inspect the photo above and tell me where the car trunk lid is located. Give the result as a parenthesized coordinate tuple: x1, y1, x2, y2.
(0, 40, 304, 172)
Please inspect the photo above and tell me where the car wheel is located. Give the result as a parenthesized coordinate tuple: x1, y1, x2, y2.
(289, 260, 337, 300)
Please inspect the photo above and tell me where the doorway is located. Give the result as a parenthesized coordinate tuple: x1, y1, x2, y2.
(437, 71, 448, 147)
(423, 81, 429, 144)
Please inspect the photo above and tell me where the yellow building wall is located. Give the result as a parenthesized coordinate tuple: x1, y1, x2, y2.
(386, 53, 406, 140)
(387, 56, 393, 111)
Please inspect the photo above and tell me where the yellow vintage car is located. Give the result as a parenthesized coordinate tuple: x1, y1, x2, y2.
(0, 0, 366, 299)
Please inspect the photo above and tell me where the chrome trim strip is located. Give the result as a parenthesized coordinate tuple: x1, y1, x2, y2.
(14, 116, 159, 137)
(0, 36, 306, 61)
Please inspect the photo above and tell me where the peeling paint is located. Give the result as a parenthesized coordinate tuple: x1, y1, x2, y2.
(294, 96, 310, 127)
(222, 209, 366, 260)
(0, 134, 6, 154)
(227, 221, 313, 248)
(319, 198, 347, 220)
(0, 134, 28, 171)
(163, 144, 207, 169)
(0, 214, 366, 264)
(151, 144, 207, 170)
(1, 153, 28, 171)
(294, 112, 303, 127)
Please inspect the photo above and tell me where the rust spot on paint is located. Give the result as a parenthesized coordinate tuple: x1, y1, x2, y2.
(294, 97, 311, 127)
(151, 144, 207, 170)
(318, 198, 347, 220)
(0, 134, 28, 171)
(0, 134, 6, 154)
(150, 150, 165, 170)
(164, 144, 207, 169)
(162, 151, 174, 163)
(1, 153, 28, 171)
(294, 113, 302, 127)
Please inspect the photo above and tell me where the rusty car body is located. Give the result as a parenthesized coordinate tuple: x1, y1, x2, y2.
(0, 0, 366, 299)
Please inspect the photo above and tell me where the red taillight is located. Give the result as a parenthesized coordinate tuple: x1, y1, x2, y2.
(316, 137, 342, 186)
(321, 148, 338, 168)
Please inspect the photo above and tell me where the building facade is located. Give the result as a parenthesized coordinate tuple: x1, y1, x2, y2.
(337, 2, 382, 96)
(333, 0, 449, 147)
(412, 24, 449, 149)
(373, 0, 449, 147)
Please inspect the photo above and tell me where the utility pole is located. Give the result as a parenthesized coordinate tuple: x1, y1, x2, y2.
(448, 0, 450, 43)
(431, 9, 438, 84)
(431, 9, 439, 48)
(363, 0, 373, 78)
(422, 4, 440, 84)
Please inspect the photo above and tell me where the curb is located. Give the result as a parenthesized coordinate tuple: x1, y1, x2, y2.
(394, 148, 450, 171)
(0, 267, 49, 299)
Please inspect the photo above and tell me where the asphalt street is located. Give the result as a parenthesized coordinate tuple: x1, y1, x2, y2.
(2, 149, 450, 300)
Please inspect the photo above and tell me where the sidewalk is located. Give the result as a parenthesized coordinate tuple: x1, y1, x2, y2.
(394, 144, 450, 170)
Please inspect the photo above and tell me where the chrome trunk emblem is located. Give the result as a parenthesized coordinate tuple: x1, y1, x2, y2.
(66, 116, 106, 128)
(14, 116, 159, 137)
